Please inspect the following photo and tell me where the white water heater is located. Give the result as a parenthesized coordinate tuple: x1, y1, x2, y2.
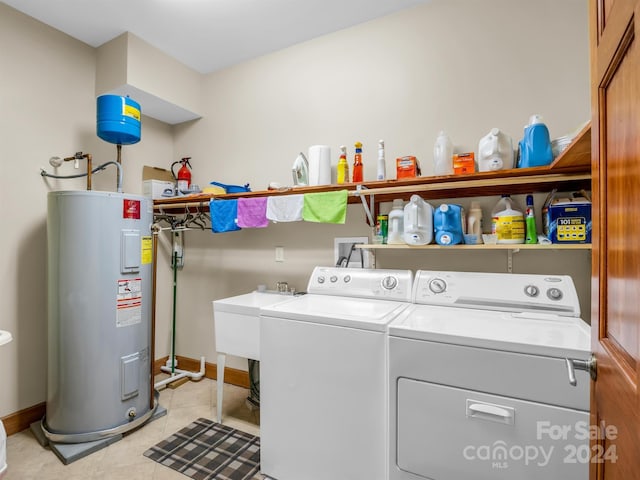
(43, 190, 155, 443)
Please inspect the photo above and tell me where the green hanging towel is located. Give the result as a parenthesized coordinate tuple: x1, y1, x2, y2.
(302, 190, 349, 224)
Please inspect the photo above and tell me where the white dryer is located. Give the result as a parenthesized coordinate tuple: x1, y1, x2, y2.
(260, 266, 413, 480)
(388, 271, 592, 480)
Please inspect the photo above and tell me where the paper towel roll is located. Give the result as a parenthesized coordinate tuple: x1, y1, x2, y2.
(308, 145, 331, 186)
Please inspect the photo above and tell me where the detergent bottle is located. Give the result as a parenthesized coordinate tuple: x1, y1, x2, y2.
(433, 131, 454, 176)
(478, 128, 514, 172)
(491, 195, 525, 244)
(518, 115, 553, 168)
(387, 199, 405, 244)
(433, 204, 465, 245)
(466, 201, 483, 244)
(336, 145, 349, 184)
(403, 195, 434, 245)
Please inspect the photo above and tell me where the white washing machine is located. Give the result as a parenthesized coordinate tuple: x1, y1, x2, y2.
(260, 266, 413, 480)
(388, 270, 592, 480)
(212, 290, 297, 423)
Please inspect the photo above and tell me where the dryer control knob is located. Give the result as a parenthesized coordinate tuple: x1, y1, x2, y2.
(317, 276, 325, 284)
(429, 278, 447, 294)
(330, 275, 338, 283)
(381, 276, 398, 290)
(547, 287, 563, 301)
(343, 275, 351, 283)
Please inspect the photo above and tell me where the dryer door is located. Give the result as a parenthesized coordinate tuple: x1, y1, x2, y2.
(396, 378, 588, 479)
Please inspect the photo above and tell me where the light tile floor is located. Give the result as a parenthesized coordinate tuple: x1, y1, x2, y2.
(4, 376, 259, 479)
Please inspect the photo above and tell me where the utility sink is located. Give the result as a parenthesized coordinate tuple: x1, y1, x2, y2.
(212, 291, 297, 423)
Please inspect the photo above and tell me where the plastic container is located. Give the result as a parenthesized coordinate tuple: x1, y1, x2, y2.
(491, 195, 525, 244)
(433, 131, 454, 176)
(478, 128, 514, 172)
(466, 201, 483, 244)
(433, 204, 465, 245)
(336, 145, 349, 184)
(403, 195, 434, 245)
(96, 94, 141, 145)
(377, 140, 386, 180)
(525, 194, 538, 244)
(387, 199, 405, 244)
(352, 142, 363, 182)
(517, 114, 553, 168)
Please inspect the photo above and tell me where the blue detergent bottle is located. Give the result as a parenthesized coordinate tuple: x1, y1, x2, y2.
(434, 203, 465, 245)
(518, 114, 553, 168)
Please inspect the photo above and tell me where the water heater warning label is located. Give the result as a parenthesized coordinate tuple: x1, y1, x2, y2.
(117, 278, 142, 327)
(141, 236, 152, 264)
(123, 199, 141, 219)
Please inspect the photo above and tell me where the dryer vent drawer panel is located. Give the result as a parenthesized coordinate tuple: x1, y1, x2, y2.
(396, 378, 588, 480)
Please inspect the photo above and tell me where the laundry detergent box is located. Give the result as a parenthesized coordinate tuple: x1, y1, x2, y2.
(544, 194, 592, 244)
(396, 156, 421, 179)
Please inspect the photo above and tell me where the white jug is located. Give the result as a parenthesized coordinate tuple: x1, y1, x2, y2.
(433, 131, 454, 176)
(403, 195, 434, 245)
(307, 145, 331, 185)
(478, 128, 514, 172)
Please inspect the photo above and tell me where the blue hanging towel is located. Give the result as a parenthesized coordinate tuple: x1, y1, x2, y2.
(210, 199, 241, 233)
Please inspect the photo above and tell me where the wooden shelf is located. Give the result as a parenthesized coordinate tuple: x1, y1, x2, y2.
(153, 122, 591, 213)
(357, 243, 592, 251)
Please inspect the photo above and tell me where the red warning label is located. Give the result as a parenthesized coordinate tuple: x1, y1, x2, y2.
(123, 199, 141, 219)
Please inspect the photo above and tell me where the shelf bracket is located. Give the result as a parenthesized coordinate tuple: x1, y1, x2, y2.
(507, 248, 520, 273)
(355, 185, 375, 226)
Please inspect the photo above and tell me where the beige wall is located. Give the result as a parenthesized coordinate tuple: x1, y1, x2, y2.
(0, 3, 173, 417)
(1, 0, 590, 419)
(171, 0, 591, 369)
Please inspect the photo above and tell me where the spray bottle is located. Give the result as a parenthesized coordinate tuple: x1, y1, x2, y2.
(525, 194, 538, 244)
(377, 140, 386, 180)
(352, 142, 364, 182)
(336, 146, 349, 184)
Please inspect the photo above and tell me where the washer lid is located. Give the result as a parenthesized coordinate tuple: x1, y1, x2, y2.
(213, 291, 297, 316)
(261, 294, 409, 332)
(389, 305, 590, 358)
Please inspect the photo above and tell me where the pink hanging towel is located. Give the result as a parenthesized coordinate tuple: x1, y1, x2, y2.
(237, 197, 269, 228)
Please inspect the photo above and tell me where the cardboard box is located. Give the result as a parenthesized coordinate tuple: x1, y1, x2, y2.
(142, 165, 175, 199)
(143, 180, 175, 199)
(545, 198, 592, 244)
(396, 156, 421, 179)
(453, 152, 475, 175)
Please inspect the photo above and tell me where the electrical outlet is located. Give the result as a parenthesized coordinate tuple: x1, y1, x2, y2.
(275, 246, 284, 262)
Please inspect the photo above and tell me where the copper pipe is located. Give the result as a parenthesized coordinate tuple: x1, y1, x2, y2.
(86, 153, 92, 190)
(63, 152, 93, 190)
(150, 229, 158, 409)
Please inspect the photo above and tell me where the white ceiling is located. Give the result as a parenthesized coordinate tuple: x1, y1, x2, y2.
(4, 0, 431, 74)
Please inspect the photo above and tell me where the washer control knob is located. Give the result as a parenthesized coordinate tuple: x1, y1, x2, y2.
(524, 285, 539, 297)
(381, 276, 398, 290)
(429, 278, 447, 294)
(547, 287, 563, 301)
(317, 276, 325, 284)
(343, 275, 351, 283)
(330, 275, 338, 283)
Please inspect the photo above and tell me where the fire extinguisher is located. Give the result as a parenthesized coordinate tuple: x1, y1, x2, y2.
(171, 157, 192, 193)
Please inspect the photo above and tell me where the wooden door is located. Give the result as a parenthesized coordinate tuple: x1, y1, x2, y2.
(590, 0, 640, 478)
